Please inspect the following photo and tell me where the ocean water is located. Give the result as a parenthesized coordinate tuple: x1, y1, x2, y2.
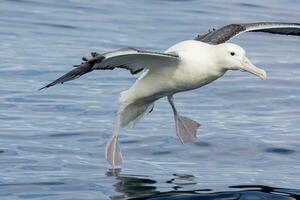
(0, 0, 299, 199)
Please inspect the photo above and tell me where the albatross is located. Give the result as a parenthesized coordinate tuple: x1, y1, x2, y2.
(40, 22, 300, 168)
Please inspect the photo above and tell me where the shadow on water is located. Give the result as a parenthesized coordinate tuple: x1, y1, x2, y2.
(107, 169, 300, 200)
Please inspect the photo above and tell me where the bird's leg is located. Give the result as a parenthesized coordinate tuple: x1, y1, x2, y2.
(167, 96, 201, 144)
(105, 105, 124, 169)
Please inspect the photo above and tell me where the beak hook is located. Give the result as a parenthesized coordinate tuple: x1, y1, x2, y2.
(241, 57, 267, 80)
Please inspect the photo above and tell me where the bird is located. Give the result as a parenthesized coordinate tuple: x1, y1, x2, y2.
(40, 22, 300, 169)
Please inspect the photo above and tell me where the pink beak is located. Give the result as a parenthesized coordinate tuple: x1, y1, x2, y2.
(241, 56, 267, 80)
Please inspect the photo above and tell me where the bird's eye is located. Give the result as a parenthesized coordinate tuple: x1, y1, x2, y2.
(230, 52, 235, 56)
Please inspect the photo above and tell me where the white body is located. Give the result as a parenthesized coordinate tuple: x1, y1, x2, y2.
(106, 39, 266, 167)
(120, 40, 226, 105)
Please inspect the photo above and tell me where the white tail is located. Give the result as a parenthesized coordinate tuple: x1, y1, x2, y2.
(121, 102, 154, 127)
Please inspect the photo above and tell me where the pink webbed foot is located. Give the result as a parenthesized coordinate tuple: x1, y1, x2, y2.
(175, 115, 200, 144)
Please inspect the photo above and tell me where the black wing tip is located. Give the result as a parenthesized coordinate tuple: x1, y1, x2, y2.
(38, 86, 47, 91)
(38, 84, 56, 91)
(39, 54, 101, 91)
(38, 82, 61, 91)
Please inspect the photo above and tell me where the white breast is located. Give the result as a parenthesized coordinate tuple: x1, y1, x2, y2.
(165, 40, 225, 89)
(120, 40, 226, 104)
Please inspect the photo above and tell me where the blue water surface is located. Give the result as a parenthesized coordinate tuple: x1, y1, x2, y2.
(0, 0, 299, 199)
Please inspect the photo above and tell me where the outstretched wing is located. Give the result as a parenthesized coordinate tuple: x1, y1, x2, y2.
(195, 22, 300, 44)
(39, 48, 180, 90)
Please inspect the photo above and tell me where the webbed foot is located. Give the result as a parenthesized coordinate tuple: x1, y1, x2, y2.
(175, 115, 200, 144)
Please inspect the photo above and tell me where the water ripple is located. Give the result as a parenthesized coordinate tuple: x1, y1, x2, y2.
(0, 0, 299, 199)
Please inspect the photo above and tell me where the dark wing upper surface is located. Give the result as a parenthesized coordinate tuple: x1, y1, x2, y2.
(39, 48, 180, 90)
(195, 22, 300, 44)
(38, 56, 104, 90)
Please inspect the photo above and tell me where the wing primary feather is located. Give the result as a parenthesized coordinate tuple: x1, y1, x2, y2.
(195, 22, 300, 44)
(39, 55, 105, 90)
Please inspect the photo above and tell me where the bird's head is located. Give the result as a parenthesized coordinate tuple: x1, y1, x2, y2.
(217, 43, 267, 80)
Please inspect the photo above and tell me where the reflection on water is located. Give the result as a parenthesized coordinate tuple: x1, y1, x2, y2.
(0, 0, 300, 199)
(107, 171, 300, 199)
(107, 169, 158, 199)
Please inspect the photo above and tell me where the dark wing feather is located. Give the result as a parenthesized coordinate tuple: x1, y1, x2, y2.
(39, 55, 104, 90)
(39, 48, 179, 90)
(195, 22, 300, 44)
